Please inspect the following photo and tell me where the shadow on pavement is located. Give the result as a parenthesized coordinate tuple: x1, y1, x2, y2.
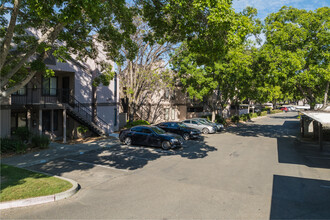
(277, 137, 330, 169)
(270, 175, 330, 219)
(25, 136, 217, 177)
(226, 121, 300, 138)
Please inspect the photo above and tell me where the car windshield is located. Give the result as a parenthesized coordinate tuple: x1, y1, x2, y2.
(177, 122, 187, 128)
(150, 126, 166, 134)
(198, 120, 208, 125)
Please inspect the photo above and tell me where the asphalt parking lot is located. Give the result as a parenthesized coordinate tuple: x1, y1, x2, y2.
(2, 112, 330, 219)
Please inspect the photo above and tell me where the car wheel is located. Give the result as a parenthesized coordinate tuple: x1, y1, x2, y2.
(161, 141, 171, 150)
(202, 128, 209, 134)
(182, 133, 190, 140)
(124, 137, 132, 145)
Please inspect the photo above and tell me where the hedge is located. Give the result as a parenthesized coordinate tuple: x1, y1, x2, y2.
(125, 120, 150, 128)
(201, 115, 227, 125)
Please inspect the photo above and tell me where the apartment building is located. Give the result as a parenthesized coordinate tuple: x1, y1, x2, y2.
(0, 53, 119, 142)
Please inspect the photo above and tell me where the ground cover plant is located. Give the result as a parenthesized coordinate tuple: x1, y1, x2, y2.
(0, 164, 72, 202)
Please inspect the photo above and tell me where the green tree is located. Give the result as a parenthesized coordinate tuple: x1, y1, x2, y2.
(118, 17, 174, 123)
(170, 6, 260, 121)
(0, 0, 137, 101)
(263, 6, 330, 109)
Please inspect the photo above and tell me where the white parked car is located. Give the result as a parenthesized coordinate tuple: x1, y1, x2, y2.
(182, 119, 217, 134)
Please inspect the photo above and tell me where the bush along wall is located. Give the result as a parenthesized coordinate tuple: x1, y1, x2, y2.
(0, 128, 51, 154)
(125, 120, 150, 129)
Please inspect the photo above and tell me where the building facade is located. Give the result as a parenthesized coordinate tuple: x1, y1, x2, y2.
(0, 55, 119, 142)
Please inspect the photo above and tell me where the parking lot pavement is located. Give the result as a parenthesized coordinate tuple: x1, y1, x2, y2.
(2, 112, 330, 219)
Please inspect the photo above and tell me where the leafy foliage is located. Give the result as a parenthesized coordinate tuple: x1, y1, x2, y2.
(31, 135, 50, 149)
(0, 138, 26, 153)
(12, 126, 30, 142)
(125, 120, 150, 129)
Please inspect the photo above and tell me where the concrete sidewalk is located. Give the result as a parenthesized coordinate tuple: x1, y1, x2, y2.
(1, 137, 121, 168)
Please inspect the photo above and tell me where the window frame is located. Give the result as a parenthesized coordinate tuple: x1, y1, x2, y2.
(42, 76, 58, 96)
(12, 86, 27, 96)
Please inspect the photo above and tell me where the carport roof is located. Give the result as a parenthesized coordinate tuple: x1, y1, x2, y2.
(302, 111, 330, 127)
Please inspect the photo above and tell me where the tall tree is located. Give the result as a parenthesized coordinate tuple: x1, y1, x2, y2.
(118, 17, 174, 122)
(263, 6, 330, 109)
(170, 6, 261, 121)
(0, 0, 137, 101)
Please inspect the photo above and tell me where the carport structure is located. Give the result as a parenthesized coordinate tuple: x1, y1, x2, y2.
(300, 111, 330, 151)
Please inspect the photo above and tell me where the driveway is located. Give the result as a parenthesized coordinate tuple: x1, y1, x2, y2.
(2, 112, 330, 219)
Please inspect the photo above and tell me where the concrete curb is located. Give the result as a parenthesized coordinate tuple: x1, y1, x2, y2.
(0, 174, 79, 210)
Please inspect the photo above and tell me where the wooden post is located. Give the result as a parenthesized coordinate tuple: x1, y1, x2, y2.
(27, 109, 32, 131)
(63, 108, 66, 144)
(50, 109, 54, 140)
(39, 109, 42, 135)
(319, 122, 323, 151)
(300, 116, 304, 138)
(313, 121, 318, 140)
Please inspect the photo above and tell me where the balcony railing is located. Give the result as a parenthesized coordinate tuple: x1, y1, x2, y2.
(11, 88, 69, 105)
(11, 88, 110, 134)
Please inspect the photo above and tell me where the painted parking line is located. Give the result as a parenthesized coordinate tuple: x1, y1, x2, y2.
(64, 159, 129, 172)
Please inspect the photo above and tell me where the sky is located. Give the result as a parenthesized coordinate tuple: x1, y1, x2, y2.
(232, 0, 330, 19)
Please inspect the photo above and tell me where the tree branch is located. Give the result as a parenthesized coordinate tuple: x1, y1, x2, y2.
(1, 22, 65, 89)
(0, 70, 36, 98)
(0, 0, 21, 71)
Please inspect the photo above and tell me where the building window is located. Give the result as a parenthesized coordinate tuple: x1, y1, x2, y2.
(114, 108, 117, 126)
(12, 86, 27, 96)
(164, 108, 169, 120)
(187, 107, 203, 112)
(171, 108, 175, 120)
(42, 77, 57, 95)
(11, 112, 27, 133)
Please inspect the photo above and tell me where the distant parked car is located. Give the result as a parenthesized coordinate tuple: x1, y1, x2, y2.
(156, 122, 201, 140)
(280, 107, 288, 112)
(119, 126, 183, 150)
(287, 106, 296, 111)
(182, 119, 217, 134)
(192, 118, 224, 132)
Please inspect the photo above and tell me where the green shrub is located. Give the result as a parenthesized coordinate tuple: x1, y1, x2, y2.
(239, 113, 251, 122)
(201, 115, 227, 125)
(257, 111, 267, 116)
(31, 135, 50, 149)
(126, 120, 150, 129)
(12, 127, 30, 142)
(250, 113, 258, 118)
(77, 125, 89, 134)
(231, 115, 240, 123)
(1, 138, 16, 153)
(270, 109, 283, 114)
(0, 138, 26, 153)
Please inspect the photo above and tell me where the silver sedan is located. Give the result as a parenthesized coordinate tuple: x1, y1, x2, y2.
(182, 119, 217, 134)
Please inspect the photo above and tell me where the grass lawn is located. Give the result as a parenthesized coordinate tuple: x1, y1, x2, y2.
(0, 164, 72, 202)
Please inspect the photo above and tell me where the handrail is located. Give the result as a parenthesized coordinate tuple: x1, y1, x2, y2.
(11, 88, 109, 134)
(66, 93, 109, 133)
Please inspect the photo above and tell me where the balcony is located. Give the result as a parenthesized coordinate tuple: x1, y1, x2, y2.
(11, 88, 70, 106)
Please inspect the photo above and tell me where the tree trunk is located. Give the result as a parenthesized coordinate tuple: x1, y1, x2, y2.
(321, 81, 329, 110)
(211, 110, 216, 122)
(92, 71, 97, 123)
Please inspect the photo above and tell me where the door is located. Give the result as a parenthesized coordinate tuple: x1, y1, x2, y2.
(62, 77, 70, 103)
